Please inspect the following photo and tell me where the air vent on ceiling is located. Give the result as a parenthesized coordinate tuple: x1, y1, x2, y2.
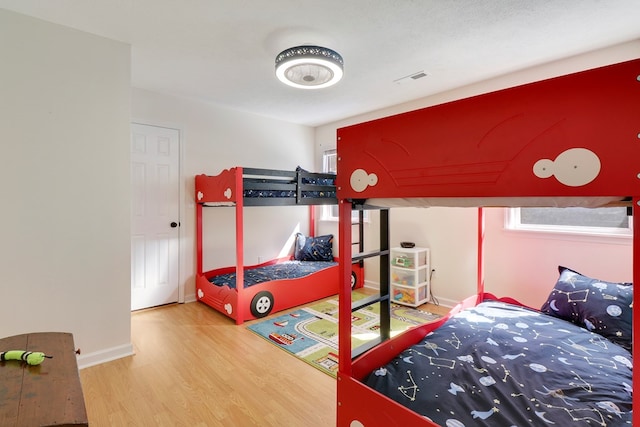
(394, 70, 428, 84)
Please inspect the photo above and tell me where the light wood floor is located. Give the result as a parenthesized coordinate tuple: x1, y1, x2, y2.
(79, 295, 449, 426)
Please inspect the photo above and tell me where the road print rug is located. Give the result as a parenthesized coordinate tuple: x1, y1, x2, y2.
(247, 293, 442, 377)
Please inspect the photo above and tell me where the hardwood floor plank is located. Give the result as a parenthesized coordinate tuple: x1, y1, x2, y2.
(80, 302, 336, 426)
(79, 294, 448, 426)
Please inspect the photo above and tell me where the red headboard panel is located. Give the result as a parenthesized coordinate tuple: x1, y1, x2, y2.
(337, 59, 640, 201)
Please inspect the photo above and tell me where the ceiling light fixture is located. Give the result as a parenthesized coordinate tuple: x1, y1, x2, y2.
(275, 45, 344, 89)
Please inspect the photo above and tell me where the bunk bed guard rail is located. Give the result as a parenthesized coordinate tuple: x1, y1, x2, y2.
(195, 167, 337, 206)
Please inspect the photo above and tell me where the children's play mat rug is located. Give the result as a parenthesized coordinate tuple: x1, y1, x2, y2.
(247, 292, 442, 377)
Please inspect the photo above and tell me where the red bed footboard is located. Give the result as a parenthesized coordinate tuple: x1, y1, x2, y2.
(195, 168, 239, 204)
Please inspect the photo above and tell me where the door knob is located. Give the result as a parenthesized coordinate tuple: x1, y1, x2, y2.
(170, 221, 179, 228)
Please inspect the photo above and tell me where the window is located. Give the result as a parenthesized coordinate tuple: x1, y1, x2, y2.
(506, 206, 631, 237)
(321, 149, 365, 222)
(323, 148, 337, 176)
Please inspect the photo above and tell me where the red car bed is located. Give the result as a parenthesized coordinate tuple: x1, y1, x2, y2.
(195, 166, 363, 324)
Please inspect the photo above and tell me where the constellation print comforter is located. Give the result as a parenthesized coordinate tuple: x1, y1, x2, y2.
(364, 301, 632, 426)
(208, 260, 337, 289)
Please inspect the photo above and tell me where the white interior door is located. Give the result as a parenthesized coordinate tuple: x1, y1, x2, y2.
(130, 123, 180, 310)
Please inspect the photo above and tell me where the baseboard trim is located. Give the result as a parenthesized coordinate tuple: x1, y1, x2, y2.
(77, 343, 134, 369)
(363, 280, 378, 290)
(431, 296, 456, 308)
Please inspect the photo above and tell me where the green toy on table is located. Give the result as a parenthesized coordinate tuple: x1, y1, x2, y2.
(1, 350, 52, 365)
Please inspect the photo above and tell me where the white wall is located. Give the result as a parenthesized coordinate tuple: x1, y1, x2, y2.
(484, 208, 632, 308)
(316, 40, 639, 308)
(0, 10, 132, 367)
(132, 89, 316, 302)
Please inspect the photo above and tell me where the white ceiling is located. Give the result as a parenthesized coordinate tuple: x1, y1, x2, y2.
(2, 1, 639, 127)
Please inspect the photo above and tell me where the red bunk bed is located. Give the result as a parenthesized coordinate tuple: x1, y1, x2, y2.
(335, 59, 639, 426)
(195, 166, 363, 325)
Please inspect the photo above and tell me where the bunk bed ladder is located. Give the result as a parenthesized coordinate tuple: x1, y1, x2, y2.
(350, 207, 390, 358)
(351, 210, 365, 287)
(352, 210, 364, 251)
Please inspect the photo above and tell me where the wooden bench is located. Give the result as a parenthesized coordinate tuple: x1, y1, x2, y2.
(0, 332, 88, 426)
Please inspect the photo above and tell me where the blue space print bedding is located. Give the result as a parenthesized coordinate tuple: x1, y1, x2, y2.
(209, 260, 337, 289)
(243, 188, 336, 198)
(364, 301, 632, 426)
(243, 169, 336, 199)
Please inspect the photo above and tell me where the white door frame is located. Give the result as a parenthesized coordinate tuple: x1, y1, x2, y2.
(131, 120, 185, 307)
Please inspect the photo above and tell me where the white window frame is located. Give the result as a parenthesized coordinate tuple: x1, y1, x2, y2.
(321, 149, 367, 222)
(505, 207, 632, 242)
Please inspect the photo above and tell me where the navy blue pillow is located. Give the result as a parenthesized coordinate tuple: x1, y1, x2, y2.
(294, 233, 334, 261)
(540, 266, 632, 351)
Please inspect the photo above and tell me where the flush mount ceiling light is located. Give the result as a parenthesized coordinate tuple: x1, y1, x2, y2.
(275, 45, 344, 89)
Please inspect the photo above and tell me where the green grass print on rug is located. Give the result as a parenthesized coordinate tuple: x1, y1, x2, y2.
(247, 291, 442, 377)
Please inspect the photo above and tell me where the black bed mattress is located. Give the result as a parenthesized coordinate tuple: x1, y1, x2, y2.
(364, 300, 632, 426)
(208, 260, 337, 289)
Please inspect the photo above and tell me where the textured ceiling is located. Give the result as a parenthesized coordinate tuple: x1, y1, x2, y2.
(1, 1, 639, 126)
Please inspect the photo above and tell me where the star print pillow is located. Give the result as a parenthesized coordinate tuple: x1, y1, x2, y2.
(294, 233, 334, 262)
(540, 266, 632, 351)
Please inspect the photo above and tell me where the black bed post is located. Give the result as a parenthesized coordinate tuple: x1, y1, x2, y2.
(633, 197, 639, 425)
(379, 208, 390, 341)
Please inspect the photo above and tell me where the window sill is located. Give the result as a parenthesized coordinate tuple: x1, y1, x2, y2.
(504, 226, 632, 245)
(320, 217, 339, 222)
